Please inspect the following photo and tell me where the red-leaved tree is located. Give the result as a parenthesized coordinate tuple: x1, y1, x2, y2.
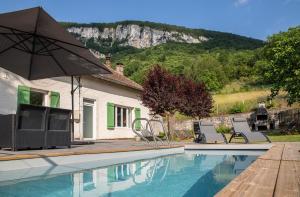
(178, 77, 212, 120)
(141, 65, 213, 137)
(141, 65, 180, 135)
(141, 65, 179, 116)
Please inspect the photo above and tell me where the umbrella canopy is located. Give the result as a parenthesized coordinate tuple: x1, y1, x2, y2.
(0, 7, 110, 80)
(0, 7, 111, 142)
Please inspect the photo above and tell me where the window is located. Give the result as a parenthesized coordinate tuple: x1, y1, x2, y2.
(30, 90, 45, 106)
(115, 106, 131, 128)
(18, 86, 60, 108)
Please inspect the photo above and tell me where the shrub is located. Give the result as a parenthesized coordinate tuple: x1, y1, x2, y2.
(216, 124, 232, 133)
(229, 102, 246, 114)
(266, 100, 275, 109)
(158, 132, 166, 138)
(240, 85, 250, 92)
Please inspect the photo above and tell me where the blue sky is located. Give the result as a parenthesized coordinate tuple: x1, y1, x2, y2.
(1, 0, 299, 40)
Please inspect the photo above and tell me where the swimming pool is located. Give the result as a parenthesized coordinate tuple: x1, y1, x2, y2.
(0, 150, 263, 197)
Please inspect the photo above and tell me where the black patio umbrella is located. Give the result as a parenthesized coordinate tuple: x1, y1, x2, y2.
(0, 7, 111, 140)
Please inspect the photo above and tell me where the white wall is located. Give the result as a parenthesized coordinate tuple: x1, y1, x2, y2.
(0, 67, 73, 114)
(74, 76, 150, 139)
(0, 67, 150, 140)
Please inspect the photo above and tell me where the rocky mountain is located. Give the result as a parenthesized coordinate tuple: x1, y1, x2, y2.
(62, 21, 264, 55)
(67, 24, 208, 48)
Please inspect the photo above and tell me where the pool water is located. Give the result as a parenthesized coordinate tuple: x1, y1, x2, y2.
(0, 151, 260, 197)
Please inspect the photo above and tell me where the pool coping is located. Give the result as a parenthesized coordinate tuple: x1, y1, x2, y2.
(215, 142, 300, 197)
(0, 147, 184, 183)
(0, 144, 183, 161)
(185, 143, 273, 150)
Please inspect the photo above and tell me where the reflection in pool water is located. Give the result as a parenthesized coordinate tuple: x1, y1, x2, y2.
(0, 153, 258, 197)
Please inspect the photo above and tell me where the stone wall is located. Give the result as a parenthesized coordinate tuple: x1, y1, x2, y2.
(172, 108, 285, 131)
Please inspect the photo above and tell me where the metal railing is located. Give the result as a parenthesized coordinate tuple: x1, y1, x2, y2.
(132, 118, 170, 148)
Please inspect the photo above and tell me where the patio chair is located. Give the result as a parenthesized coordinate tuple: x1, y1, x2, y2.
(229, 117, 271, 143)
(193, 121, 227, 144)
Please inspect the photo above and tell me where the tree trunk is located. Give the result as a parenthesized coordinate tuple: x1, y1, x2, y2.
(164, 112, 177, 140)
(166, 113, 170, 138)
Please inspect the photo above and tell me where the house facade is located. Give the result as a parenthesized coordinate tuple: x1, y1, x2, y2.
(0, 61, 150, 140)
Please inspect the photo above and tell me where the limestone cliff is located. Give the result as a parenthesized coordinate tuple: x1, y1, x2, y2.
(67, 24, 208, 49)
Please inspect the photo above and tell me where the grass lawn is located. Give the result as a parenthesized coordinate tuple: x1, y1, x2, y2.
(212, 90, 272, 115)
(211, 87, 300, 115)
(267, 134, 300, 142)
(213, 90, 270, 105)
(224, 133, 300, 143)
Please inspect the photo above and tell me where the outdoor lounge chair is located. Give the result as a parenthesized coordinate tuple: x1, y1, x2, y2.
(229, 117, 271, 143)
(193, 121, 227, 144)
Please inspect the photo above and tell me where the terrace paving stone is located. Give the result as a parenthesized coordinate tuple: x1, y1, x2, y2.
(216, 142, 300, 197)
(0, 140, 184, 161)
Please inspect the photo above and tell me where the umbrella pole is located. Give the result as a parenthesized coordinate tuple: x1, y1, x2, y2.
(71, 76, 75, 142)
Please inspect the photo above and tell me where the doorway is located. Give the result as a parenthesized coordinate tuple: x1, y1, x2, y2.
(83, 99, 96, 140)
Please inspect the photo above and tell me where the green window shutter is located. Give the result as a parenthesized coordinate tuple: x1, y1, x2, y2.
(50, 91, 60, 108)
(107, 102, 115, 129)
(17, 85, 30, 104)
(134, 108, 141, 130)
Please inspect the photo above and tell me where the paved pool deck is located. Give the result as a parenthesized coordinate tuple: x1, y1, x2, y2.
(0, 140, 274, 161)
(0, 140, 184, 161)
(216, 142, 300, 197)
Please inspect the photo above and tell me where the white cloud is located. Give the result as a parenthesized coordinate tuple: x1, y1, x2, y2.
(234, 0, 250, 7)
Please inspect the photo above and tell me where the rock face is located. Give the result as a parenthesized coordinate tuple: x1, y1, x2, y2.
(67, 24, 208, 48)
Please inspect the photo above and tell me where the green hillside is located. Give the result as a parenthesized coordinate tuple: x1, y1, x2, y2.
(112, 42, 265, 92)
(62, 21, 266, 92)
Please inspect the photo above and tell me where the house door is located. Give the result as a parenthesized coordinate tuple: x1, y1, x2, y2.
(83, 99, 96, 139)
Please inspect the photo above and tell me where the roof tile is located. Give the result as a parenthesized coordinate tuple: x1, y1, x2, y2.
(92, 65, 143, 91)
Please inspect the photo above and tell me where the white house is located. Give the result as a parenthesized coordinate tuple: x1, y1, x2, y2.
(0, 59, 150, 140)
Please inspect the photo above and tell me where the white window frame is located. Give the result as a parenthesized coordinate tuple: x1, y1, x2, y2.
(115, 105, 132, 128)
